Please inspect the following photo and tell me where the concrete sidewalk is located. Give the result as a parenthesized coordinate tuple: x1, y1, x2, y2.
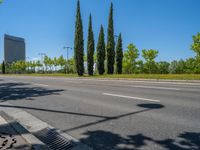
(0, 102, 91, 150)
(0, 115, 31, 150)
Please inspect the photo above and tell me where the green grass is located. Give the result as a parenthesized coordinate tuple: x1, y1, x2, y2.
(2, 73, 200, 80)
(90, 74, 200, 80)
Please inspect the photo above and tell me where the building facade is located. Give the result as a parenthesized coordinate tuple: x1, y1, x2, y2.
(4, 34, 26, 63)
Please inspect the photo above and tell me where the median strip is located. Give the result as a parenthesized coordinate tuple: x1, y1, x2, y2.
(103, 93, 161, 103)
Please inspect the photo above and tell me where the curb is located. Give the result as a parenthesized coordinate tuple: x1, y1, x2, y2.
(0, 111, 49, 150)
(0, 102, 92, 150)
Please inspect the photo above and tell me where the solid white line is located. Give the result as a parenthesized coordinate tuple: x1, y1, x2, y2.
(103, 93, 160, 103)
(33, 83, 48, 87)
(130, 85, 180, 91)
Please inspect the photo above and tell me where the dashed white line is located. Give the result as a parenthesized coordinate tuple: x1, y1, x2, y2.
(130, 85, 180, 91)
(103, 93, 161, 103)
(33, 83, 49, 87)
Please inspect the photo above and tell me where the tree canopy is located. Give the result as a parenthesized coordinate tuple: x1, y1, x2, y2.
(191, 32, 200, 56)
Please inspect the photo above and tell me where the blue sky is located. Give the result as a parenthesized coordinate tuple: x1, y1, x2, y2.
(0, 0, 200, 62)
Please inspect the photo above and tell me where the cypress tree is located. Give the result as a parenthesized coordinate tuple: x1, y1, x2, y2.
(107, 3, 115, 74)
(87, 14, 95, 76)
(74, 0, 84, 76)
(97, 25, 106, 75)
(2, 61, 5, 74)
(116, 33, 123, 74)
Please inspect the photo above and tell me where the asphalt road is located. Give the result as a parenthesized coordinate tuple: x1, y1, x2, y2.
(0, 76, 200, 150)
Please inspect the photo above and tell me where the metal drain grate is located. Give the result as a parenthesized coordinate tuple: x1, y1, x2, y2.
(0, 132, 17, 149)
(34, 128, 74, 150)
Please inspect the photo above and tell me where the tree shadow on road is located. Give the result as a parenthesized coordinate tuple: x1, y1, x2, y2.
(63, 103, 164, 132)
(63, 103, 199, 150)
(0, 82, 64, 102)
(77, 130, 200, 150)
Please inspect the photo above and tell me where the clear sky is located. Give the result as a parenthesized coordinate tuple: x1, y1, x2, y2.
(0, 0, 200, 62)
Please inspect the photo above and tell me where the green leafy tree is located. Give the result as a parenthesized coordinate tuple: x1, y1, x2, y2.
(194, 57, 200, 73)
(74, 0, 84, 76)
(136, 60, 144, 74)
(156, 61, 170, 74)
(116, 33, 123, 74)
(57, 55, 66, 72)
(43, 55, 49, 72)
(185, 58, 196, 73)
(169, 60, 178, 74)
(35, 60, 42, 72)
(53, 57, 58, 71)
(123, 44, 139, 74)
(48, 57, 54, 72)
(11, 61, 26, 73)
(177, 59, 186, 73)
(191, 33, 200, 73)
(29, 61, 35, 73)
(107, 3, 115, 74)
(191, 32, 200, 56)
(87, 14, 95, 76)
(169, 60, 186, 74)
(2, 61, 5, 74)
(68, 57, 76, 74)
(142, 49, 158, 74)
(97, 25, 106, 75)
(25, 61, 31, 73)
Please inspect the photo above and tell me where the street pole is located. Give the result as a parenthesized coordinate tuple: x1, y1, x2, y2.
(38, 53, 46, 73)
(63, 47, 72, 74)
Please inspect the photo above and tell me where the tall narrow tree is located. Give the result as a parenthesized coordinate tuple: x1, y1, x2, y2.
(97, 25, 106, 75)
(107, 3, 115, 74)
(2, 61, 5, 74)
(74, 0, 84, 76)
(87, 14, 95, 75)
(116, 33, 123, 74)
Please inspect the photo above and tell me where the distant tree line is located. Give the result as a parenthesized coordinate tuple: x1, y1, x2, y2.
(1, 1, 200, 75)
(122, 42, 200, 74)
(0, 55, 75, 74)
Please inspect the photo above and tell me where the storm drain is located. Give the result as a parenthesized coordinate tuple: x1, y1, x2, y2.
(34, 128, 74, 150)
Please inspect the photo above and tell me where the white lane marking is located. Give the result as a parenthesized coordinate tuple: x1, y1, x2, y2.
(103, 93, 160, 103)
(130, 85, 180, 91)
(33, 83, 48, 87)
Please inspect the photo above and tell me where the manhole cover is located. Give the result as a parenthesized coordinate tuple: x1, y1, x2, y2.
(0, 132, 17, 150)
(34, 128, 74, 150)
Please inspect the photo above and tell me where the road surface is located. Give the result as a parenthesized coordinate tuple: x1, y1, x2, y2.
(0, 76, 200, 150)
